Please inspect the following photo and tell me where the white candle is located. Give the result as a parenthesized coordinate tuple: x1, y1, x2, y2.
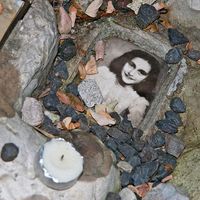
(37, 138, 83, 189)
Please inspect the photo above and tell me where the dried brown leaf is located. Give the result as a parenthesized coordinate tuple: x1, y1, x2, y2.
(69, 6, 77, 27)
(57, 91, 85, 112)
(161, 174, 173, 183)
(88, 109, 116, 126)
(38, 87, 51, 99)
(106, 0, 115, 14)
(62, 117, 80, 130)
(0, 3, 4, 15)
(78, 62, 87, 80)
(85, 0, 103, 18)
(186, 42, 193, 51)
(85, 55, 98, 75)
(160, 18, 173, 29)
(153, 2, 167, 10)
(58, 6, 72, 34)
(144, 23, 159, 33)
(197, 59, 200, 64)
(128, 183, 153, 198)
(95, 40, 105, 60)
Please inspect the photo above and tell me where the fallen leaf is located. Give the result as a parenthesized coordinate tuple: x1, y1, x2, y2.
(197, 59, 200, 64)
(0, 3, 4, 15)
(159, 18, 173, 29)
(128, 183, 153, 198)
(161, 174, 173, 183)
(56, 90, 85, 112)
(186, 41, 193, 51)
(69, 6, 77, 27)
(85, 55, 98, 75)
(153, 2, 167, 10)
(58, 6, 72, 34)
(120, 154, 125, 161)
(38, 87, 50, 99)
(78, 62, 87, 80)
(85, 0, 103, 18)
(62, 117, 80, 130)
(88, 109, 116, 126)
(106, 0, 115, 14)
(95, 40, 105, 60)
(144, 23, 159, 33)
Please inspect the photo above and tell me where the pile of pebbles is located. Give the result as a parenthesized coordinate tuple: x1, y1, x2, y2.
(37, 37, 187, 199)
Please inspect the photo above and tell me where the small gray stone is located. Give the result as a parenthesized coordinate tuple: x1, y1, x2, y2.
(165, 134, 185, 158)
(119, 188, 137, 200)
(117, 161, 133, 173)
(78, 79, 103, 107)
(143, 183, 189, 200)
(22, 97, 44, 126)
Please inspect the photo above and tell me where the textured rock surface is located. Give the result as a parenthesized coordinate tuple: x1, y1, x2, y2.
(2, 0, 58, 111)
(143, 183, 189, 200)
(119, 187, 137, 200)
(0, 115, 120, 200)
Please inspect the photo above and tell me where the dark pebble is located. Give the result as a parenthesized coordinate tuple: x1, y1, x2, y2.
(53, 60, 68, 80)
(112, 0, 132, 12)
(105, 137, 118, 152)
(62, 0, 72, 12)
(136, 4, 159, 29)
(126, 155, 141, 168)
(117, 143, 137, 159)
(77, 114, 89, 131)
(168, 28, 189, 46)
(58, 39, 76, 61)
(42, 116, 61, 135)
(157, 149, 177, 168)
(165, 47, 183, 64)
(118, 118, 134, 134)
(148, 130, 165, 148)
(1, 143, 19, 162)
(170, 97, 186, 113)
(131, 128, 144, 140)
(43, 94, 60, 111)
(106, 192, 121, 200)
(187, 49, 200, 61)
(120, 171, 132, 187)
(90, 124, 107, 142)
(56, 104, 79, 121)
(130, 139, 145, 152)
(165, 134, 185, 158)
(165, 110, 183, 127)
(130, 161, 159, 186)
(155, 119, 178, 134)
(110, 112, 121, 126)
(139, 145, 158, 163)
(151, 164, 173, 184)
(65, 83, 79, 96)
(50, 77, 62, 94)
(107, 127, 131, 143)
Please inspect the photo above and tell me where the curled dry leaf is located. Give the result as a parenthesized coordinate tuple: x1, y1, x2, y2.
(88, 109, 116, 126)
(78, 62, 87, 80)
(58, 6, 72, 34)
(0, 3, 4, 15)
(144, 23, 159, 33)
(186, 42, 193, 51)
(85, 55, 98, 75)
(69, 6, 77, 27)
(95, 40, 105, 60)
(159, 18, 173, 29)
(61, 117, 81, 130)
(161, 174, 173, 183)
(128, 183, 153, 198)
(38, 87, 50, 99)
(106, 0, 115, 14)
(85, 0, 103, 18)
(56, 90, 85, 112)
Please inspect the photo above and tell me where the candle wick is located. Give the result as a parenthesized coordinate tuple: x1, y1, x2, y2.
(61, 154, 64, 161)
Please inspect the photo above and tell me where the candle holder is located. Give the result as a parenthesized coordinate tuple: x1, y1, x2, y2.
(35, 138, 84, 190)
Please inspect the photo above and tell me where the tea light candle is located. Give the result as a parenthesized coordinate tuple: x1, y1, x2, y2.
(36, 138, 83, 190)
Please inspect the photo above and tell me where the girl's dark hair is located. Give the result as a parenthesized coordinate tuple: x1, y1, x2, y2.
(109, 49, 161, 102)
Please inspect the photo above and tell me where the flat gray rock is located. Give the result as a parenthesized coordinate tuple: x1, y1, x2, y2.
(78, 79, 103, 107)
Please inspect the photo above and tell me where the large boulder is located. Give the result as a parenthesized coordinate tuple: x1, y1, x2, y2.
(2, 0, 58, 111)
(0, 115, 120, 200)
